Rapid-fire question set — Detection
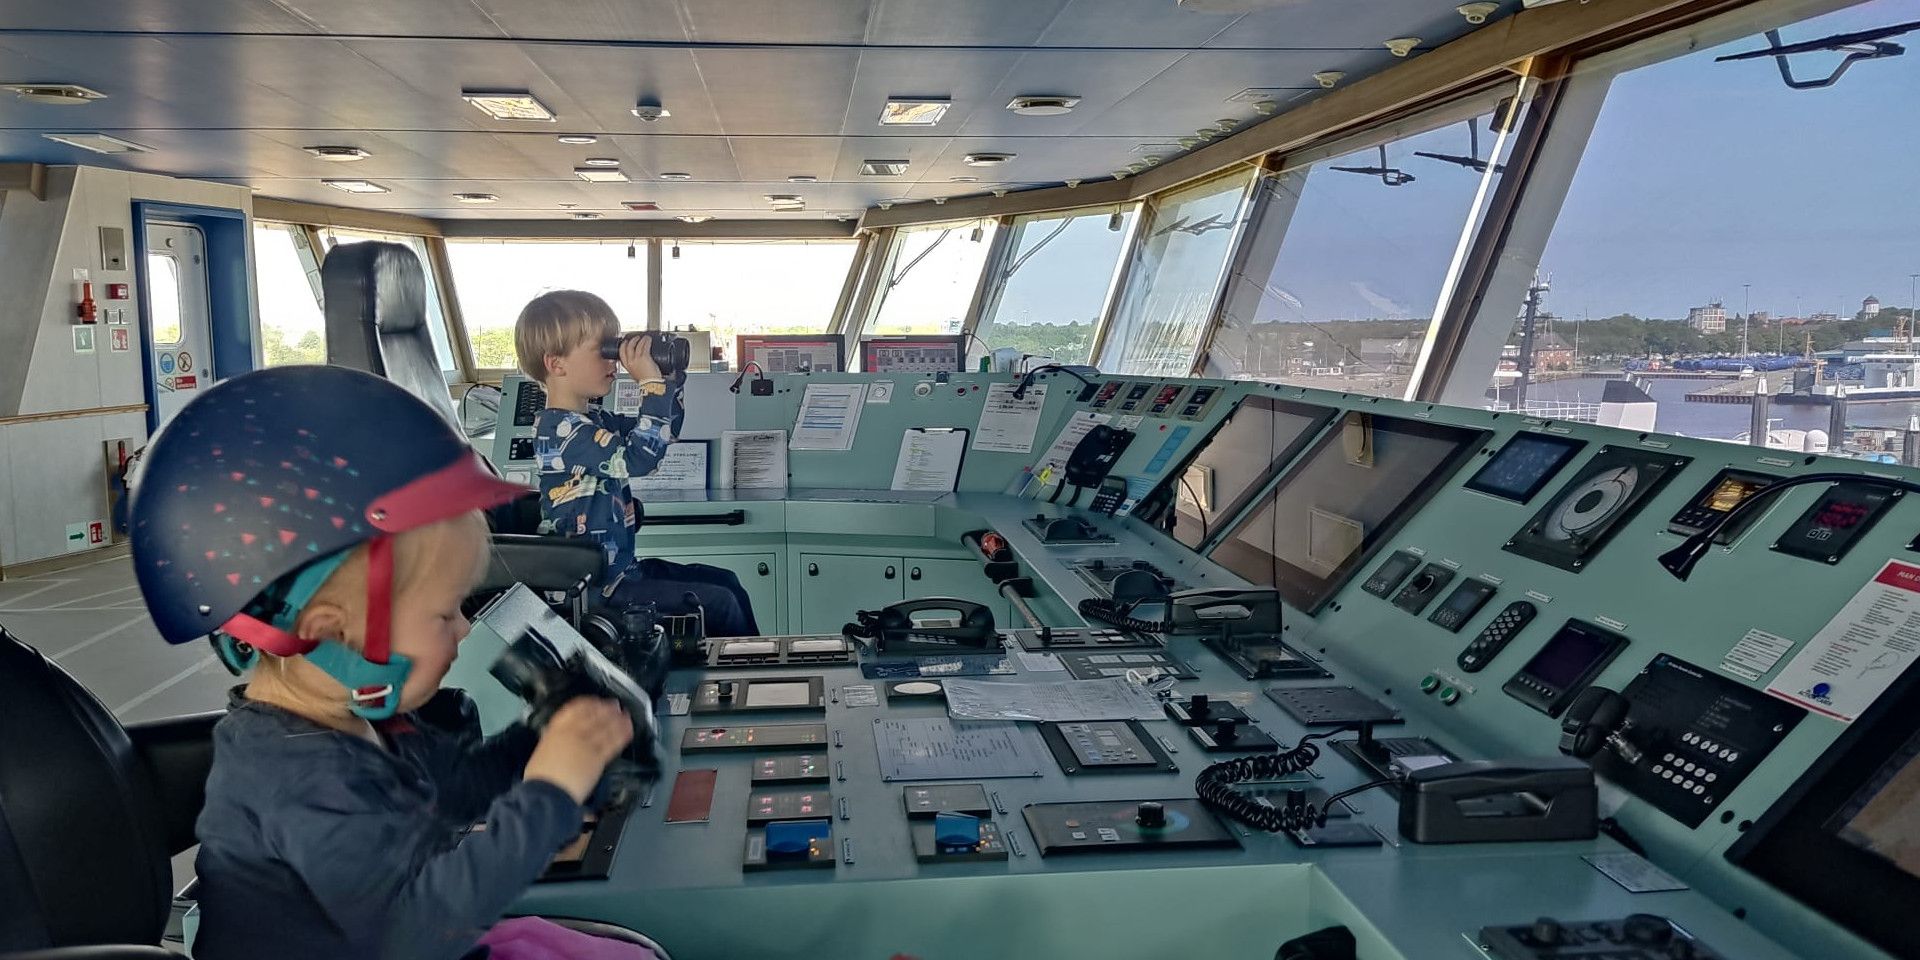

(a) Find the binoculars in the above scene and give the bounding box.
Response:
[602,331,691,379]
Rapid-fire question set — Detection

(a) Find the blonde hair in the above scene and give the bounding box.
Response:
[249,512,491,714]
[513,290,621,383]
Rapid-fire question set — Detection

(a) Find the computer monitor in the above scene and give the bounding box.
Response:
[1728,665,1920,958]
[735,334,846,373]
[1208,412,1488,614]
[860,335,968,373]
[1146,395,1336,553]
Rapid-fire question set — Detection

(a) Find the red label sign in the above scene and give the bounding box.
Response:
[174,375,198,389]
[88,521,104,544]
[1873,561,1920,592]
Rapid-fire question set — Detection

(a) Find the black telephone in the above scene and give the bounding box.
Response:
[846,597,998,655]
[1064,425,1135,488]
[1080,586,1280,636]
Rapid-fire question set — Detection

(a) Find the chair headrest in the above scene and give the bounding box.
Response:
[321,241,427,335]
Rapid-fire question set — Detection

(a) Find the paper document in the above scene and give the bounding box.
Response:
[1766,559,1920,721]
[1719,628,1796,683]
[610,378,643,416]
[940,677,1164,722]
[677,373,739,440]
[717,430,787,489]
[790,382,867,450]
[1033,411,1111,476]
[630,441,708,493]
[891,429,968,492]
[972,382,1046,453]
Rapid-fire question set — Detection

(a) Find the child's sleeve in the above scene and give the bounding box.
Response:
[410,690,542,824]
[536,414,613,560]
[603,381,683,479]
[276,773,582,960]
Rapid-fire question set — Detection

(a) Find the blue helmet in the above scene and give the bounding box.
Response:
[131,365,527,717]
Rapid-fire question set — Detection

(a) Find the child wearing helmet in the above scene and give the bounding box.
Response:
[131,366,646,960]
[512,290,760,637]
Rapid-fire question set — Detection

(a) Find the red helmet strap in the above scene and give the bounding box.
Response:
[364,534,395,666]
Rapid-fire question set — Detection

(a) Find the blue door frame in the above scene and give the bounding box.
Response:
[131,201,255,434]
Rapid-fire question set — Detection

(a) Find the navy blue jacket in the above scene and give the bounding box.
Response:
[191,688,581,960]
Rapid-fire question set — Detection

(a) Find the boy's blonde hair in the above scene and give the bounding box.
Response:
[513,290,621,383]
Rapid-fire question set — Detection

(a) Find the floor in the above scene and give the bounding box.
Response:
[0,551,227,916]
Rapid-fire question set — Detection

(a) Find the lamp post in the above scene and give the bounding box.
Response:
[1742,283,1751,356]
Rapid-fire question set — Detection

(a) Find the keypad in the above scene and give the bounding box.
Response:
[1457,600,1536,673]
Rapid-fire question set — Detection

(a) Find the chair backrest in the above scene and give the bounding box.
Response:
[0,626,172,951]
[322,241,459,427]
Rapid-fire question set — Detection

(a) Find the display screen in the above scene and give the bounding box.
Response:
[1831,729,1920,879]
[1704,475,1766,513]
[1160,396,1336,553]
[1438,582,1492,617]
[745,681,816,708]
[1464,432,1585,503]
[1209,412,1487,614]
[861,336,965,373]
[1518,622,1614,689]
[736,335,845,373]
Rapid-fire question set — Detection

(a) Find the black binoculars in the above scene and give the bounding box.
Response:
[601,331,691,378]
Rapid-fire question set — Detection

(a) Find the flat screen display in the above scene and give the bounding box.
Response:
[745,681,817,708]
[1518,623,1613,688]
[736,334,845,373]
[1464,432,1585,503]
[1159,396,1336,553]
[1729,666,1920,958]
[1209,412,1488,614]
[860,335,966,373]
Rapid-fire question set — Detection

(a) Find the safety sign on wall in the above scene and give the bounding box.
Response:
[158,352,175,374]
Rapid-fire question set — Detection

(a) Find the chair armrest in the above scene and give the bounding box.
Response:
[123,711,222,857]
[482,534,605,596]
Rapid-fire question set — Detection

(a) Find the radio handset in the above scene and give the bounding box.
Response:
[1080,586,1282,636]
[845,597,997,655]
[1048,425,1136,507]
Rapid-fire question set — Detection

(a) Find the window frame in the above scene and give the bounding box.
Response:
[849,218,1000,346]
[964,204,1142,369]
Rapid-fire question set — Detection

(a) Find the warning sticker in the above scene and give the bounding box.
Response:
[158,352,176,374]
[1720,629,1796,683]
[177,351,194,373]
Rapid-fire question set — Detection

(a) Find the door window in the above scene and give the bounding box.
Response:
[148,253,184,345]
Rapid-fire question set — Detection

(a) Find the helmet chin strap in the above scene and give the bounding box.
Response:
[217,538,413,721]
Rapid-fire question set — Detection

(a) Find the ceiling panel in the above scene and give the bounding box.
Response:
[683,0,874,44]
[1204,0,1520,50]
[691,48,861,136]
[957,48,1187,137]
[471,0,690,42]
[1073,49,1387,137]
[729,136,846,183]
[517,45,722,134]
[865,0,1074,46]
[268,0,510,38]
[0,0,311,32]
[1037,0,1247,48]
[839,48,1027,136]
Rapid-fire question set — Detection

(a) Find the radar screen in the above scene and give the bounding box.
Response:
[1503,446,1692,572]
[1463,432,1586,504]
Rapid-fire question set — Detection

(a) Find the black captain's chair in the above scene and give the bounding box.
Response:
[0,624,217,958]
[322,241,461,429]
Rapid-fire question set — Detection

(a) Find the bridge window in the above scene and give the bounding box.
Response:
[1204,92,1529,398]
[973,206,1138,368]
[253,222,325,368]
[1443,0,1919,451]
[446,240,648,371]
[862,220,998,338]
[659,239,859,365]
[320,227,460,379]
[1098,169,1255,376]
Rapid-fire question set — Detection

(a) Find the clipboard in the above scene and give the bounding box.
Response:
[892,427,970,492]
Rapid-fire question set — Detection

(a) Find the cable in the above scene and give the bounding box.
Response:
[1176,474,1208,541]
[1195,729,1395,833]
[1078,596,1175,634]
[1010,363,1097,400]
[1066,484,1084,507]
[728,361,766,394]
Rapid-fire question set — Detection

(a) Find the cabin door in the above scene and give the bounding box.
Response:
[142,221,214,434]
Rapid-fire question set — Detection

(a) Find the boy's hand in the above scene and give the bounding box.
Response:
[619,335,665,383]
[524,697,633,804]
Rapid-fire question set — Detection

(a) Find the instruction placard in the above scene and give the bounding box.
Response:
[972,382,1046,453]
[1766,559,1920,722]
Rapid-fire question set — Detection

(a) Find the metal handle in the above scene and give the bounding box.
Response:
[909,566,922,581]
[808,563,819,576]
[885,566,896,580]
[642,509,747,527]
[757,562,770,576]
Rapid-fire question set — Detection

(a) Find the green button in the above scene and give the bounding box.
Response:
[1439,687,1461,705]
[1419,675,1441,694]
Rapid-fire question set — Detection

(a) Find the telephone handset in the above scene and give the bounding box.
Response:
[1080,586,1281,636]
[1064,425,1135,488]
[846,597,998,654]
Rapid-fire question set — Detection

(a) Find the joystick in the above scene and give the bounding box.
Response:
[1529,918,1563,947]
[1212,718,1240,743]
[717,680,736,702]
[1189,694,1211,718]
[1135,801,1167,829]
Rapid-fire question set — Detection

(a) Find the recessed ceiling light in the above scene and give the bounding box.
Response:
[453,193,499,204]
[1178,137,1201,149]
[948,176,978,183]
[1006,95,1080,117]
[631,103,670,122]
[678,215,713,223]
[963,152,1016,167]
[42,132,150,154]
[861,160,909,177]
[323,179,389,194]
[1384,37,1421,57]
[304,145,370,162]
[3,83,107,105]
[557,134,599,145]
[558,202,578,209]
[1134,142,1180,153]
[581,157,621,167]
[787,175,818,183]
[622,200,660,211]
[461,90,556,122]
[572,211,602,220]
[575,167,629,183]
[765,194,805,211]
[1314,71,1346,89]
[879,98,950,126]
[659,172,691,181]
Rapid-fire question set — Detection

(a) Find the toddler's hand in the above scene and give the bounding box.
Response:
[619,335,665,383]
[524,697,633,804]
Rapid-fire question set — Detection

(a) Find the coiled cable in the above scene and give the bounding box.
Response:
[1195,727,1394,832]
[1078,596,1175,634]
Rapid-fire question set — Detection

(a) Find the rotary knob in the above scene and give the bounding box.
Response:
[1135,801,1167,829]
